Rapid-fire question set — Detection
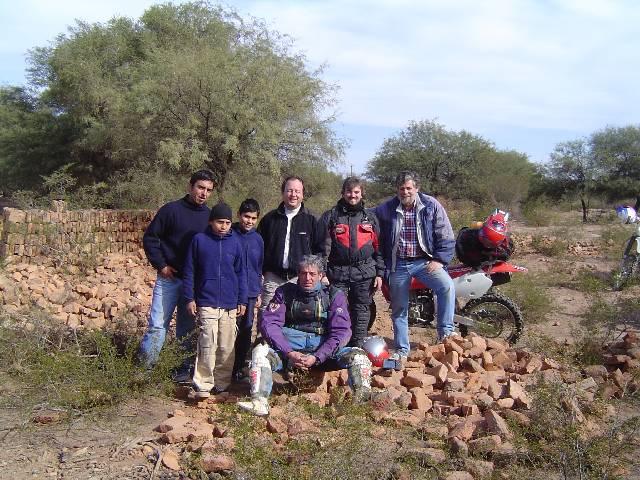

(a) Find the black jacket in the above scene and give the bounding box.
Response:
[142,196,210,278]
[257,202,322,276]
[319,200,385,282]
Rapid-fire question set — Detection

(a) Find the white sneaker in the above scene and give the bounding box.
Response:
[237,397,270,416]
[190,388,211,400]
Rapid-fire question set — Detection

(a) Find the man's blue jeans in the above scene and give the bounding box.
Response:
[389,258,455,355]
[252,327,354,398]
[138,275,195,368]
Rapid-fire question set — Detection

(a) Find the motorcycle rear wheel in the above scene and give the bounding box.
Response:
[460,291,523,344]
[612,238,639,291]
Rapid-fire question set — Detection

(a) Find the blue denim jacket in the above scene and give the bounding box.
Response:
[373,192,455,272]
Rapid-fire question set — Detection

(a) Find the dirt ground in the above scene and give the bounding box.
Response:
[1,214,639,479]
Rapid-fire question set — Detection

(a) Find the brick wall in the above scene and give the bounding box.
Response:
[0,205,154,266]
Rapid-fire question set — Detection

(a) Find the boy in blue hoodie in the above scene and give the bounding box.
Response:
[183,203,248,399]
[231,199,264,381]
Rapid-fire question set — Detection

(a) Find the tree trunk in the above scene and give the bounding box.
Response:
[580,197,588,223]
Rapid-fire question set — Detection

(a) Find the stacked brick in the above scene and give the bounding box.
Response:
[0,206,154,266]
[0,252,156,330]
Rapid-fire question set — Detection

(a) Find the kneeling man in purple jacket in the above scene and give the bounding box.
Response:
[238,254,372,416]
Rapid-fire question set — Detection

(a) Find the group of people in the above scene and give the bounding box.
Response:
[137,169,464,416]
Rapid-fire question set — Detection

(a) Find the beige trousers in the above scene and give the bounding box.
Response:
[192,307,237,392]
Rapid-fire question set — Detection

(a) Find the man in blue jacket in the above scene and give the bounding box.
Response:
[373,171,456,359]
[138,170,215,376]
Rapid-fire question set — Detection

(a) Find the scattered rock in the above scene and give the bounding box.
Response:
[32,410,65,424]
[407,447,447,465]
[465,458,494,479]
[162,449,181,471]
[484,410,513,439]
[200,454,235,473]
[441,471,474,480]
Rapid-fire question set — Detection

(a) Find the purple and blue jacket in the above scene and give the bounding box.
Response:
[260,284,351,364]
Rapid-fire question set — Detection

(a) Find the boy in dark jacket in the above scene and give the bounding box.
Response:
[231,199,264,380]
[183,203,248,399]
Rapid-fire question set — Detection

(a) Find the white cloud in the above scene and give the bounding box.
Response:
[2,0,640,167]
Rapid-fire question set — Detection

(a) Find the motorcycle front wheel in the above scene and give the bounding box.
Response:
[612,237,639,291]
[460,291,524,344]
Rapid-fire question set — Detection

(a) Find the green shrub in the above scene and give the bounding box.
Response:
[521,198,553,226]
[530,235,568,257]
[500,274,552,324]
[0,307,182,412]
[509,379,640,479]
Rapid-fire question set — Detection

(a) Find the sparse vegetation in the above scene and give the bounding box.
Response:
[530,234,569,257]
[500,274,553,324]
[505,379,640,479]
[569,267,609,294]
[0,306,183,412]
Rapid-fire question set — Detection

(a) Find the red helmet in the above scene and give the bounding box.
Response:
[362,336,390,367]
[479,209,509,248]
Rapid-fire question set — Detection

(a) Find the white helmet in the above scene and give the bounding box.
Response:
[616,206,638,224]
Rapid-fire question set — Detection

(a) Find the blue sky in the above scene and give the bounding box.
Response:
[2,0,639,176]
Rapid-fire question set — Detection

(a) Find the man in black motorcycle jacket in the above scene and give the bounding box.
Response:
[318,177,384,347]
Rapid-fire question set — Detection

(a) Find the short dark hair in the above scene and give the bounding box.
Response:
[190,170,216,186]
[341,176,365,195]
[281,175,305,193]
[238,198,260,216]
[395,171,420,189]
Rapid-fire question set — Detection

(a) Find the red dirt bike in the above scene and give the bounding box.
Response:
[377,260,527,344]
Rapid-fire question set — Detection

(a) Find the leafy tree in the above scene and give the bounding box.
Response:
[545,139,597,222]
[535,125,640,220]
[590,125,640,200]
[0,86,76,190]
[366,119,534,209]
[3,2,343,204]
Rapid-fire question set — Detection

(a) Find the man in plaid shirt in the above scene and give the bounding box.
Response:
[373,171,456,360]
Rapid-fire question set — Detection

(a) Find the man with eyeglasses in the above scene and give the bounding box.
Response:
[257,176,323,316]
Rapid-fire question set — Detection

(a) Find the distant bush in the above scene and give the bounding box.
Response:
[500,273,552,324]
[530,235,568,257]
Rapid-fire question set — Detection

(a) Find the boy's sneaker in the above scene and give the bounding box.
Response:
[212,385,228,395]
[237,397,269,416]
[172,370,192,384]
[190,387,211,400]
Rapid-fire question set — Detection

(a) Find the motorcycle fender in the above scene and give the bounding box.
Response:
[453,271,492,299]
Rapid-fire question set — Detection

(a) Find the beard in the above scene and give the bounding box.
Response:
[400,195,415,207]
